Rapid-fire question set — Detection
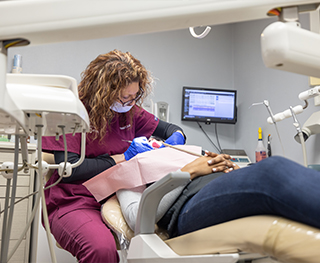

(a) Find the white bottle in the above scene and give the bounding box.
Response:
[12,54,22,74]
[255,127,267,162]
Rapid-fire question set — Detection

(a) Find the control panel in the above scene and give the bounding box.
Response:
[221,149,251,168]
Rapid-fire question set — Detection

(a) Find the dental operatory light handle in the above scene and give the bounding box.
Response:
[267,105,303,124]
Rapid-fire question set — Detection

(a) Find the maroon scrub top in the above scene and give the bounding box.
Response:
[42,106,159,220]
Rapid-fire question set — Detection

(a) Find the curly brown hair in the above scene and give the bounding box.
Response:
[78,50,153,141]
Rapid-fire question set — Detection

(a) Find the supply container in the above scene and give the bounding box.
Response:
[255,127,267,162]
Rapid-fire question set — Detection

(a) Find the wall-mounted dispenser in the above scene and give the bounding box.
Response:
[142,98,154,114]
[154,101,169,122]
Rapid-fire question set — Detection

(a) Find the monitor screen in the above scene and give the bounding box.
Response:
[181,86,237,124]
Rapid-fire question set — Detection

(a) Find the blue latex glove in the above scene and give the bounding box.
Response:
[124,137,154,160]
[161,131,185,148]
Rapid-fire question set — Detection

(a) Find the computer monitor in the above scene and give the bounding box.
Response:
[181,86,237,124]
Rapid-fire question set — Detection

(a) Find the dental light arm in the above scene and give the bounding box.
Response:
[299,86,320,101]
[267,86,320,125]
[267,105,304,124]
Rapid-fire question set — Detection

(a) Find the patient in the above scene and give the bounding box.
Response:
[117,153,320,238]
[116,150,238,231]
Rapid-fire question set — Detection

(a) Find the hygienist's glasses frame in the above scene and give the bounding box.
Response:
[118,87,143,107]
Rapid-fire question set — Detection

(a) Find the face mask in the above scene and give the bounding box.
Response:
[110,101,134,113]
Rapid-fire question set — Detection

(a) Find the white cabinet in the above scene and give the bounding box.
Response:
[0,142,37,263]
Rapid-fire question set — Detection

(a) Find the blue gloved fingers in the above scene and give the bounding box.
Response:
[124,137,154,161]
[161,131,185,148]
[132,137,154,153]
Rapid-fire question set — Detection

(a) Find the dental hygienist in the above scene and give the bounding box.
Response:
[41,50,186,263]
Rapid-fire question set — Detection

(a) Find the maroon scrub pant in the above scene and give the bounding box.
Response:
[50,208,119,263]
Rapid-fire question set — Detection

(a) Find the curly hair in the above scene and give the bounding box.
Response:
[78,50,153,141]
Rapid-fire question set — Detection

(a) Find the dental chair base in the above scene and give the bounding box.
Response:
[128,234,239,263]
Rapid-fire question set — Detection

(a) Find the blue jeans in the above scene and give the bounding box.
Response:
[177,156,320,236]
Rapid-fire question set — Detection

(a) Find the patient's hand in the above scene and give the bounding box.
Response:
[181,151,240,180]
[205,151,240,174]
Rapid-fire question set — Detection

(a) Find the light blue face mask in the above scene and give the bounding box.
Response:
[110,101,134,113]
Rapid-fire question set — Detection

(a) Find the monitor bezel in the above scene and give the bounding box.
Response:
[181,86,237,124]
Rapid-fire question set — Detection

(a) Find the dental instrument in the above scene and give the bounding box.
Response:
[267,134,272,157]
[250,100,285,156]
[122,140,202,157]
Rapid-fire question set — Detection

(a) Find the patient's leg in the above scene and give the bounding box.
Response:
[177,156,320,236]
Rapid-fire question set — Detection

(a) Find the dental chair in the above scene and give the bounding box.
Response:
[42,152,320,263]
[101,171,320,263]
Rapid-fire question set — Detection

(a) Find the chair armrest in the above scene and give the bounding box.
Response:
[134,171,190,235]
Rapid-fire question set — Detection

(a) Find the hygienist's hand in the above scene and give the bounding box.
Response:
[161,131,185,147]
[124,137,154,161]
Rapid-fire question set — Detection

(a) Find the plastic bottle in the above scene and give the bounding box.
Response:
[255,127,267,162]
[12,54,22,74]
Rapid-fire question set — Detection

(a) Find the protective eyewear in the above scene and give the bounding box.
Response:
[118,87,143,107]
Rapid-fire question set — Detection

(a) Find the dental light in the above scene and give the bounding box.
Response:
[261,21,320,78]
[261,6,320,79]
